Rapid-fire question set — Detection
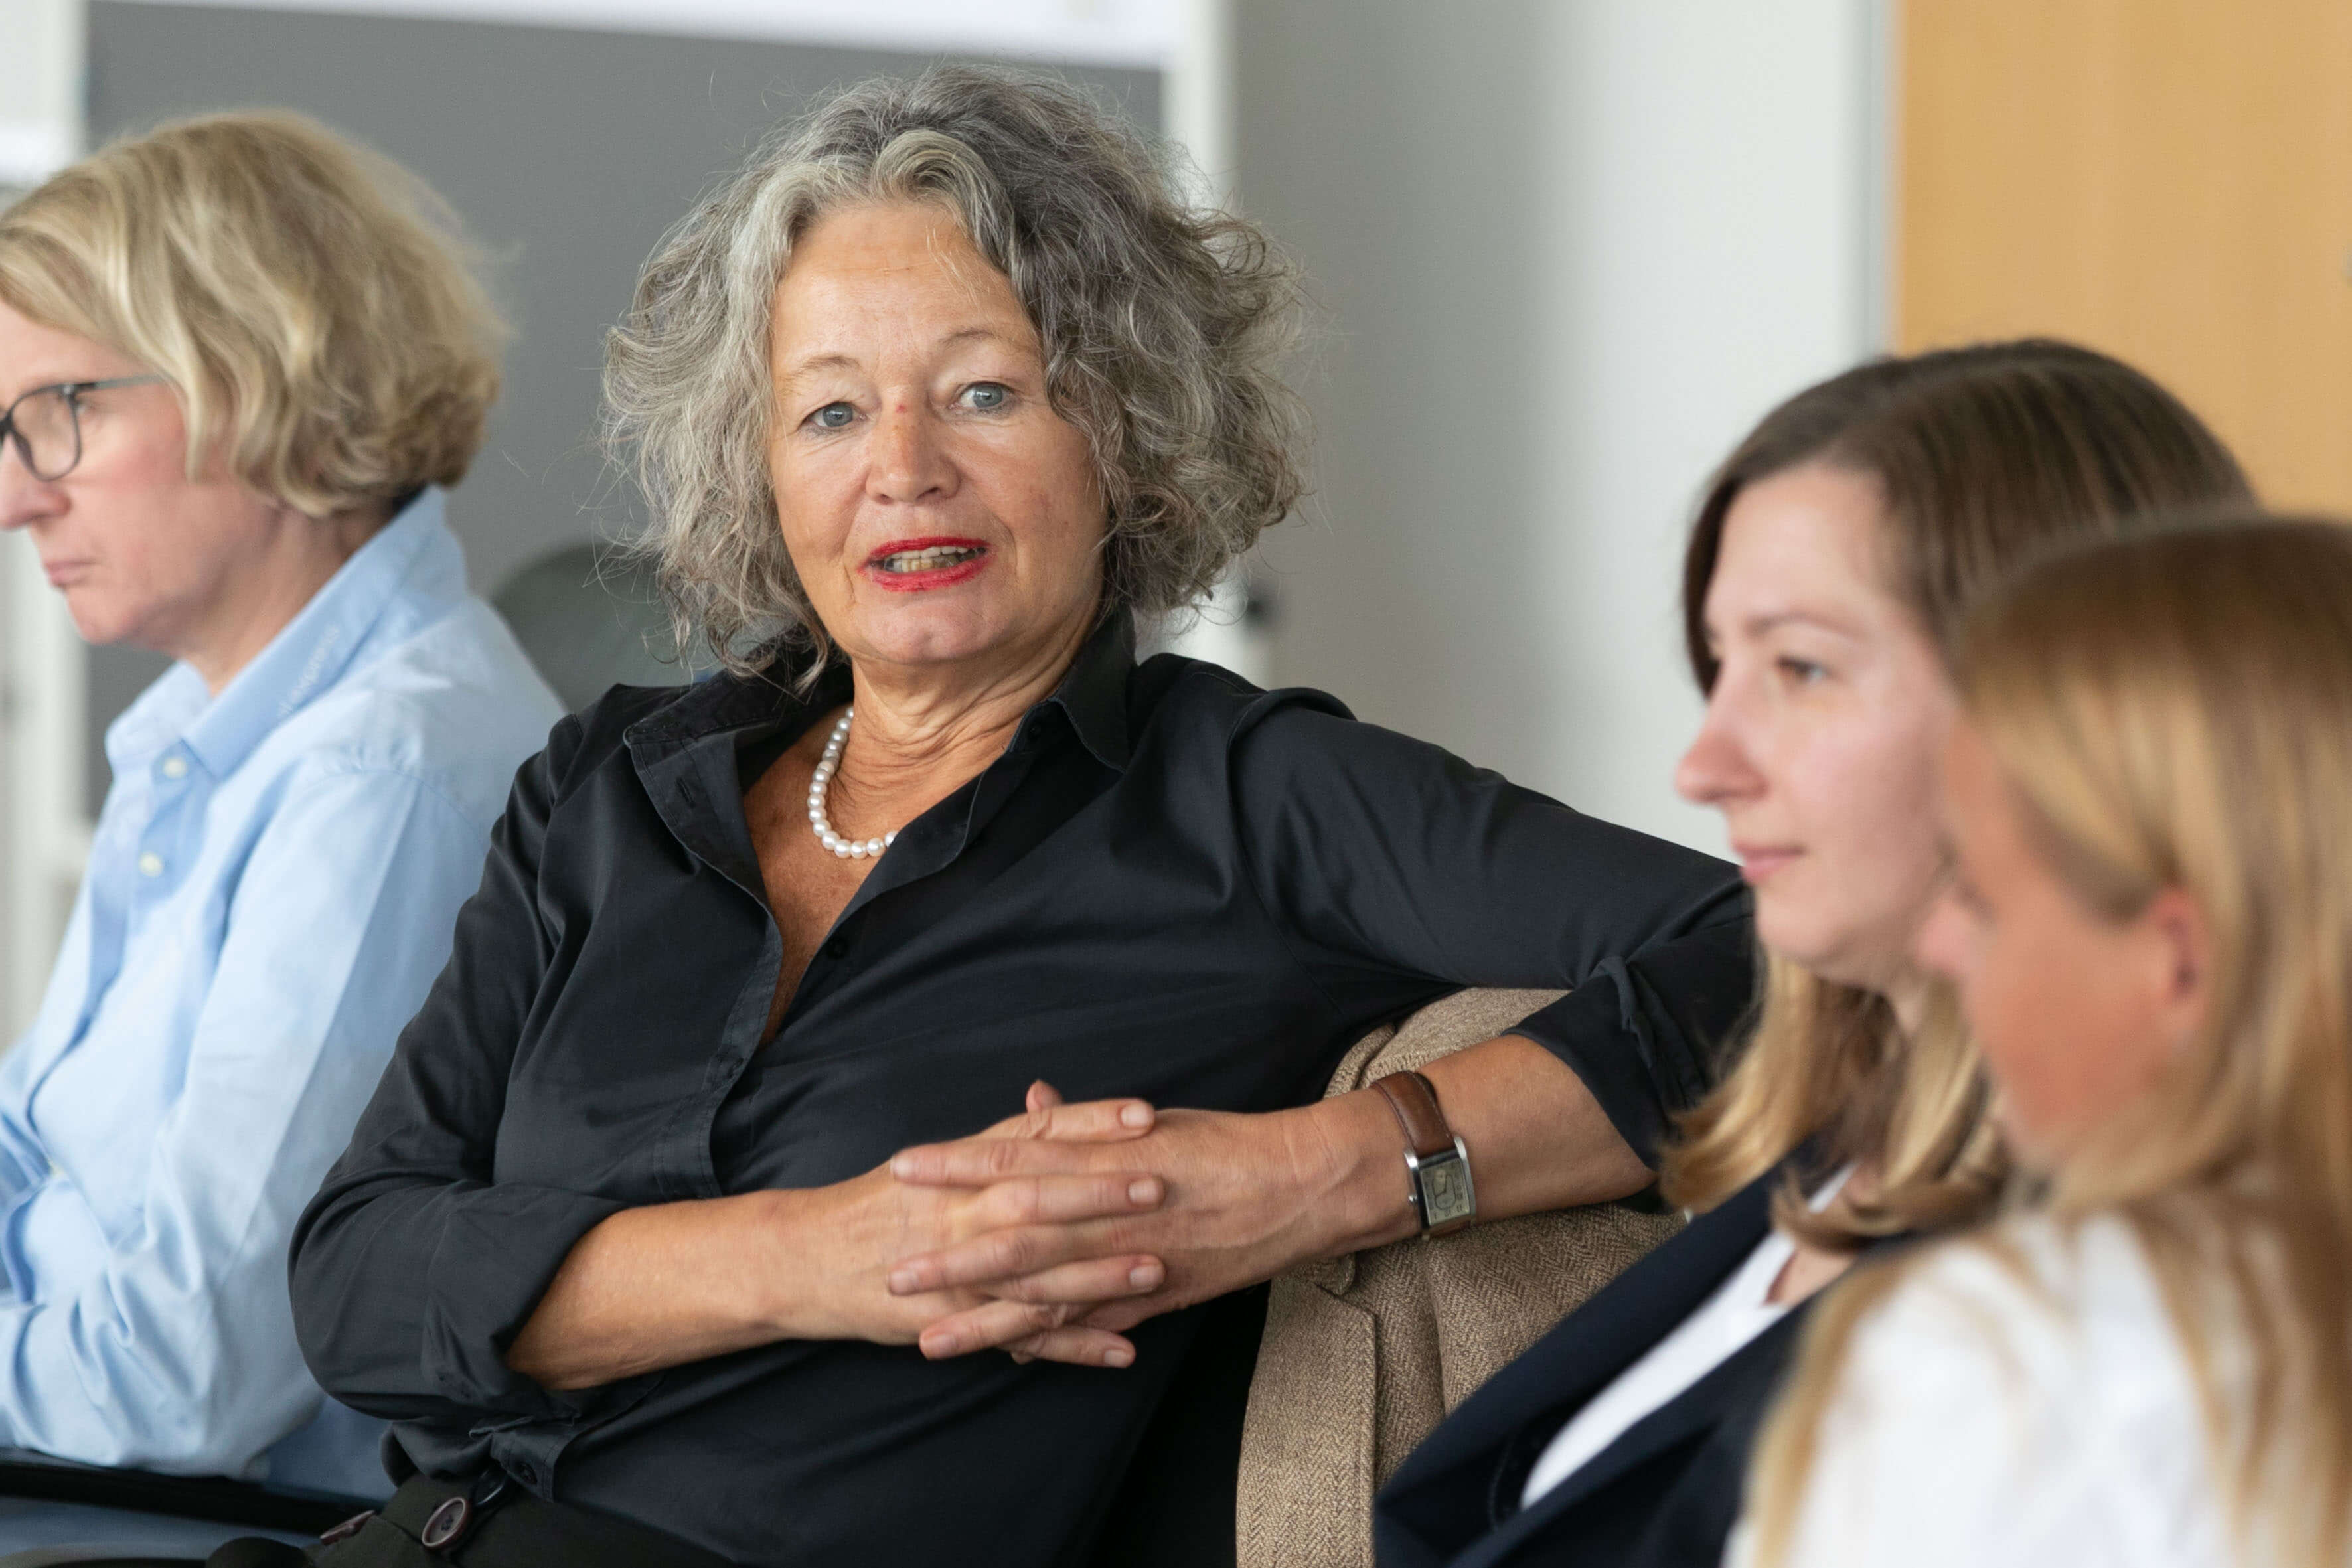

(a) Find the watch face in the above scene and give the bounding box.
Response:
[1418,1150,1476,1229]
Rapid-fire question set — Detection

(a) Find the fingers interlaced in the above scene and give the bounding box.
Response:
[910,1094,1159,1182]
[896,1131,1137,1186]
[890,1213,1162,1296]
[973,1172,1163,1229]
[990,1255,1163,1306]
[918,1298,1140,1368]
[1007,1325,1138,1369]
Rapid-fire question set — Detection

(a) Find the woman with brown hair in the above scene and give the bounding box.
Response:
[1374,340,2252,1568]
[1741,518,2352,1568]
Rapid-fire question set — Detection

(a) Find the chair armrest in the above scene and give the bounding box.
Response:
[1239,986,1682,1568]
[0,1449,365,1535]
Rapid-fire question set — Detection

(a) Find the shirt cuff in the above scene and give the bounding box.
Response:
[423,1184,629,1417]
[1507,917,1758,1166]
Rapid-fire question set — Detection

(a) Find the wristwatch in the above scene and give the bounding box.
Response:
[1370,1070,1477,1237]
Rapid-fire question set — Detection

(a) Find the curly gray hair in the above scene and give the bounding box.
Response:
[604,66,1307,678]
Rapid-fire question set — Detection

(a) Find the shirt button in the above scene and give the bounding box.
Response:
[137,852,165,878]
[509,1459,538,1488]
[159,755,188,780]
[823,936,848,959]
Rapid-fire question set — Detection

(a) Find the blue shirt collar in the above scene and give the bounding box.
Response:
[105,489,467,781]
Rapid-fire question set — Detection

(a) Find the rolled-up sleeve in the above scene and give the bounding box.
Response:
[0,763,495,1472]
[291,719,625,1425]
[1230,697,1755,1164]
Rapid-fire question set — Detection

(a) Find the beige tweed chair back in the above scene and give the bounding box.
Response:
[1235,988,1685,1568]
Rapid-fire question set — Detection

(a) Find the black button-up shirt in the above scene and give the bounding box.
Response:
[291,614,1753,1568]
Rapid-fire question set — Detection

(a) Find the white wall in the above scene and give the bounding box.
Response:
[114,0,1181,64]
[0,0,89,1039]
[1237,0,1880,854]
[0,0,82,183]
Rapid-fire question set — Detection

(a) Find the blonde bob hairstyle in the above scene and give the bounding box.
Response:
[1751,517,2352,1568]
[0,111,503,519]
[1663,341,2252,1247]
[604,66,1306,678]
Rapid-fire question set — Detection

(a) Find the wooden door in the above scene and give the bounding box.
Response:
[1899,0,2352,512]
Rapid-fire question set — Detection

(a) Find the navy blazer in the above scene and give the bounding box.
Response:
[1375,1164,1857,1568]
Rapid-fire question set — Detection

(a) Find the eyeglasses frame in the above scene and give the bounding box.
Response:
[0,374,170,482]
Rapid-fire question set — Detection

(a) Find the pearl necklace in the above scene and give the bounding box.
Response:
[807,710,897,860]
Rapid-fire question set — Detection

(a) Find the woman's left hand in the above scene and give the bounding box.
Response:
[892,1038,1655,1362]
[888,1081,1413,1361]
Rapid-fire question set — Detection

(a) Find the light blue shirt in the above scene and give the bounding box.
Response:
[0,491,561,1498]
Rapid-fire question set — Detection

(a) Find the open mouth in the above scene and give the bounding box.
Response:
[872,542,986,574]
[862,539,990,590]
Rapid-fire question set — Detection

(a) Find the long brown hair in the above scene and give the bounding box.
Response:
[1662,341,2253,1247]
[1753,518,2352,1568]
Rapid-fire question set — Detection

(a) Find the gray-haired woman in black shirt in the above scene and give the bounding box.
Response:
[284,67,1751,1568]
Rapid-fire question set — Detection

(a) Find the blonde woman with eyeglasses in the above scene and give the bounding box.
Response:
[1740,518,2352,1568]
[0,112,558,1545]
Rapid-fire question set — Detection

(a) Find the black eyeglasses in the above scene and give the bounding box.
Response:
[0,376,168,482]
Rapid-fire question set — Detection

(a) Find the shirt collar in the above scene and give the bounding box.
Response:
[624,607,1137,771]
[107,488,463,781]
[1038,609,1134,771]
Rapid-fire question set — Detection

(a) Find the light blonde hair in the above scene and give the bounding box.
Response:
[1749,517,2352,1568]
[1663,342,2253,1247]
[603,66,1306,679]
[0,110,503,518]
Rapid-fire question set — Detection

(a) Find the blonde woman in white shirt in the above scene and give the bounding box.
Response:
[1742,516,2352,1568]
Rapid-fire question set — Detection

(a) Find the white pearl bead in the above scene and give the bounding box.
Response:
[809,709,902,859]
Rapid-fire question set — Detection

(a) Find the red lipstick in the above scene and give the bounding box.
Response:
[862,536,990,593]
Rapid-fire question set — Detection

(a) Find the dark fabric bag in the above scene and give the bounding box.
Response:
[206,1473,735,1568]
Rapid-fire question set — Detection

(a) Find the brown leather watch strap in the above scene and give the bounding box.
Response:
[1370,1070,1454,1159]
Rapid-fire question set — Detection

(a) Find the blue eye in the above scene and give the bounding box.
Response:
[809,402,854,430]
[962,382,1009,411]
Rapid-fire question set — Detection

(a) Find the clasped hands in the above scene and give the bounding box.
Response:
[868,1081,1397,1370]
[508,1036,1618,1390]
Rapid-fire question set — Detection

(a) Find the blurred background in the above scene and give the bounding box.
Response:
[2,0,2345,1038]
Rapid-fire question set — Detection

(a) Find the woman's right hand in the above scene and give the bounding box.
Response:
[507,1089,1170,1389]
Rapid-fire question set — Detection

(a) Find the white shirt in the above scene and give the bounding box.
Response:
[1522,1167,1852,1508]
[1724,1213,2252,1568]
